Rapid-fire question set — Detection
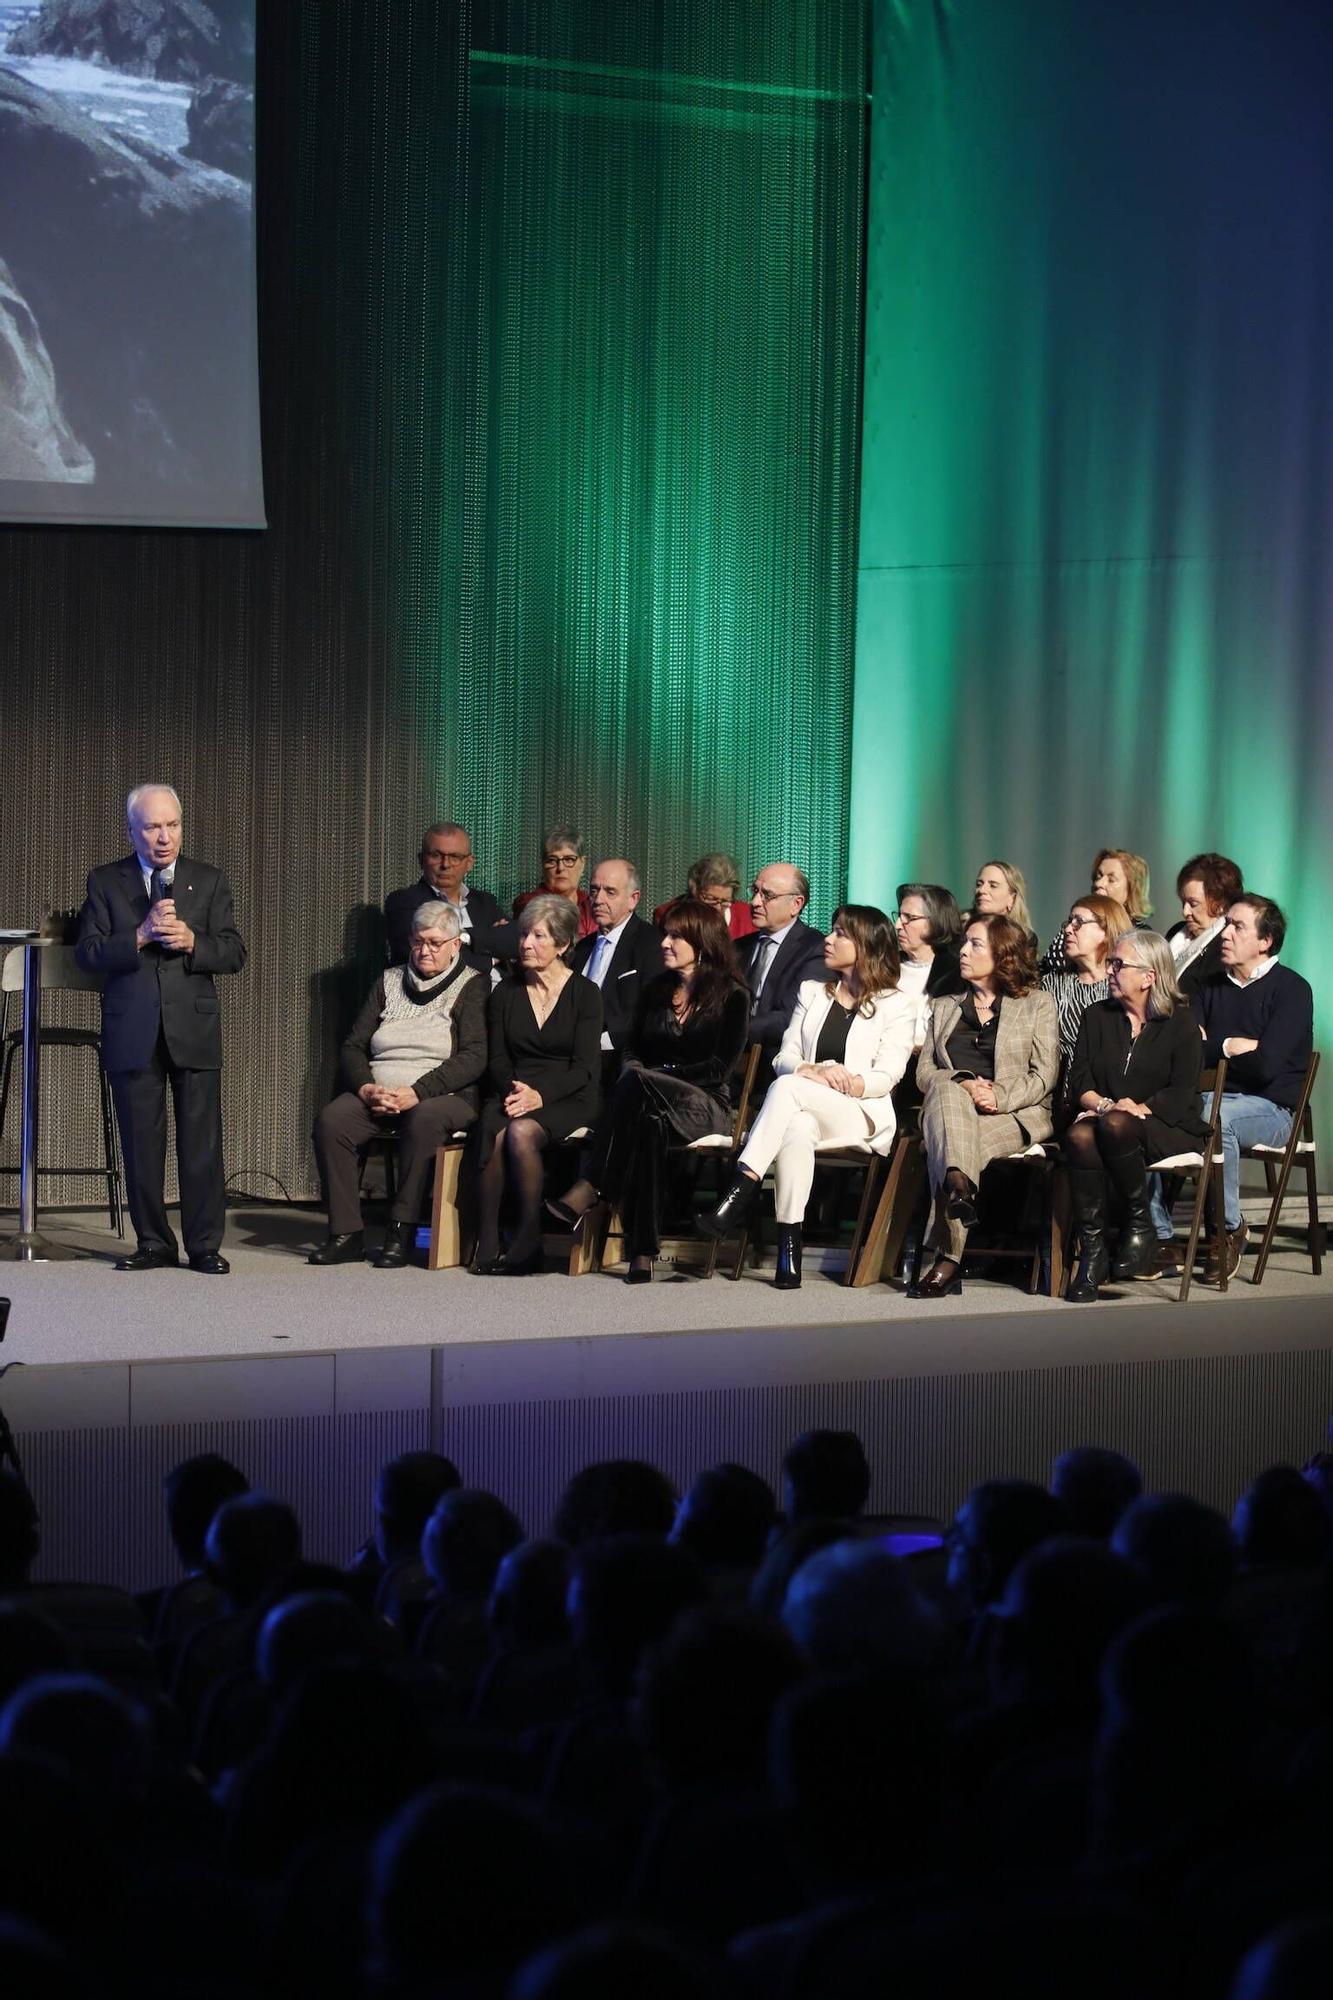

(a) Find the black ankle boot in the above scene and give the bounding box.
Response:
[698,1173,760,1240]
[774,1224,802,1289]
[374,1221,415,1269]
[1067,1167,1111,1302]
[1104,1150,1157,1279]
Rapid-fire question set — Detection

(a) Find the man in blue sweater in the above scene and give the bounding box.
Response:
[1195,896,1313,1282]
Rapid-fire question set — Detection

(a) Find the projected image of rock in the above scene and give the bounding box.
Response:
[0,0,262,524]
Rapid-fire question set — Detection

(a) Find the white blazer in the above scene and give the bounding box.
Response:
[773,981,918,1154]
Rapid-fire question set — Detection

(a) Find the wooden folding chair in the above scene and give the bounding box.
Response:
[426,1136,471,1270]
[1148,1060,1228,1303]
[728,1134,891,1285]
[1240,1049,1322,1284]
[593,1044,764,1278]
[846,1126,926,1286]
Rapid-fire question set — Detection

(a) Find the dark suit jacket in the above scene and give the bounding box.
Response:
[572,913,663,1051]
[1165,922,1226,998]
[76,854,246,1073]
[384,880,508,969]
[734,919,826,1053]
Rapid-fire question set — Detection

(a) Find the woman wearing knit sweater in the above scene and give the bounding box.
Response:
[310,902,488,1268]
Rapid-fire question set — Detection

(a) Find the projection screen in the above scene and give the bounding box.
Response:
[0,0,263,527]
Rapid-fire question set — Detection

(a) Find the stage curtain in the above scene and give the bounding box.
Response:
[851,0,1333,1150]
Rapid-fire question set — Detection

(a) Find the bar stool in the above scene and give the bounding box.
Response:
[0,943,125,1234]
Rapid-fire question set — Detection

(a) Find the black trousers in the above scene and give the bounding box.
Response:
[110,1027,225,1258]
[314,1090,477,1234]
[590,1067,729,1258]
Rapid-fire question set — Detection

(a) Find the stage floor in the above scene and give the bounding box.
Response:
[1,1199,1328,1369]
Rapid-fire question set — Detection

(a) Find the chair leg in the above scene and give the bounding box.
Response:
[1178,1151,1213,1304]
[841,1156,885,1287]
[98,1060,125,1235]
[728,1220,750,1281]
[1306,1155,1324,1276]
[1252,1136,1299,1286]
[1048,1164,1072,1299]
[427,1145,464,1271]
[0,1034,16,1161]
[1214,1160,1230,1294]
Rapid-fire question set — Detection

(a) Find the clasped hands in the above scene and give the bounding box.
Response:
[957,1076,999,1113]
[136,899,195,954]
[796,1064,864,1097]
[359,1083,420,1116]
[1074,1096,1153,1122]
[504,1082,544,1117]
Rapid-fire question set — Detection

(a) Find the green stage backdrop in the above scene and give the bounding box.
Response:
[852,0,1333,1152]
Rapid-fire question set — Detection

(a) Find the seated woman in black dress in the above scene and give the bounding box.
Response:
[474,895,602,1275]
[1062,928,1206,1302]
[552,899,750,1284]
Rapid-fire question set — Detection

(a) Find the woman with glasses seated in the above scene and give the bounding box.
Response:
[551,899,750,1284]
[697,905,917,1290]
[1041,892,1131,1101]
[910,915,1060,1299]
[653,852,755,941]
[1061,930,1206,1301]
[1041,850,1152,974]
[512,823,596,941]
[894,883,965,1043]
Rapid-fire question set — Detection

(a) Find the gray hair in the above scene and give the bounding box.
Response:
[410,901,462,941]
[688,851,742,896]
[542,823,584,859]
[519,893,580,951]
[593,858,641,896]
[421,821,471,850]
[126,783,182,823]
[1113,928,1183,1019]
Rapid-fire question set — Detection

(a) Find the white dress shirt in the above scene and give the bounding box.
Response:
[1171,914,1223,975]
[585,915,632,1048]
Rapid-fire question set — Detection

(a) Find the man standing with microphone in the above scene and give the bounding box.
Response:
[76,785,246,1274]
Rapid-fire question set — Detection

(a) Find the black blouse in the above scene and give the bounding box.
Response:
[944,991,1001,1081]
[1065,998,1207,1136]
[813,999,857,1066]
[628,979,751,1100]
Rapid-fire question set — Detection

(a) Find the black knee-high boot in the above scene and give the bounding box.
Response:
[1067,1167,1111,1303]
[1104,1147,1156,1279]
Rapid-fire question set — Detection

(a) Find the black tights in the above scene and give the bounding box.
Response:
[476,1116,549,1262]
[1063,1110,1145,1170]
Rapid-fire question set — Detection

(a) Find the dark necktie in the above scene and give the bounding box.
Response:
[749,935,775,998]
[150,869,171,904]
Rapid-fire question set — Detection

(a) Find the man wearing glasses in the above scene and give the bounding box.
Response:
[735,863,825,1061]
[385,822,508,972]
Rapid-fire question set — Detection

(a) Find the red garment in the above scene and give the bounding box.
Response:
[652,899,755,940]
[512,885,597,939]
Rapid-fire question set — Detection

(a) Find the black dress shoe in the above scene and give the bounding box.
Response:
[308,1232,365,1266]
[471,1254,502,1276]
[188,1253,230,1275]
[495,1250,544,1276]
[114,1247,179,1273]
[906,1258,963,1299]
[625,1259,653,1285]
[943,1174,978,1227]
[374,1222,415,1270]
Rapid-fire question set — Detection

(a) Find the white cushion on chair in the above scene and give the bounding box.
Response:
[686,1133,735,1151]
[1248,1140,1315,1154]
[1149,1152,1206,1170]
[813,1138,874,1156]
[1007,1142,1048,1160]
[566,1127,591,1140]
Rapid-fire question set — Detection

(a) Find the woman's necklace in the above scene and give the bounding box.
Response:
[528,971,567,1026]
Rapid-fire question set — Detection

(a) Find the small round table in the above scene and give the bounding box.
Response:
[0,930,84,1261]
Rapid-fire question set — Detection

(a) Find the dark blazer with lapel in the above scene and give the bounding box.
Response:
[571,913,663,1051]
[384,880,508,970]
[735,919,826,1053]
[76,855,246,1073]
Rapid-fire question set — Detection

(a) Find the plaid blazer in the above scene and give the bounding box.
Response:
[916,988,1061,1144]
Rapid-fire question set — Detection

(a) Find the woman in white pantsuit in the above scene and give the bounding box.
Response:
[698,906,917,1288]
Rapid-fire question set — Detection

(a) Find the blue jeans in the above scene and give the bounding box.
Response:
[1204,1091,1293,1232]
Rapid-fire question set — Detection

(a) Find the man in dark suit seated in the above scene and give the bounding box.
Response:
[384,822,508,970]
[734,863,825,1063]
[571,858,663,1087]
[76,783,246,1274]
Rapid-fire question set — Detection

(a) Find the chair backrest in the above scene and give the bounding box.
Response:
[728,1042,764,1145]
[1,944,102,994]
[1200,1059,1229,1148]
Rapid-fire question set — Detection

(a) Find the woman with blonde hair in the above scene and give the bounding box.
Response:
[1061,929,1207,1301]
[970,860,1034,941]
[698,905,917,1289]
[1042,849,1152,974]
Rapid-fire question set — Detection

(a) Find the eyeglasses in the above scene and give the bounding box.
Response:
[751,885,797,904]
[413,935,453,950]
[893,910,929,925]
[1065,915,1101,931]
[1107,957,1145,975]
[424,851,471,865]
[543,853,580,869]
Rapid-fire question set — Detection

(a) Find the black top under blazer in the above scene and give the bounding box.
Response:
[571,913,664,1051]
[483,973,603,1140]
[1065,998,1208,1158]
[76,854,246,1073]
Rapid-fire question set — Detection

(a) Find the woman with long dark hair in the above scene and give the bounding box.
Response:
[698,904,918,1289]
[551,899,750,1283]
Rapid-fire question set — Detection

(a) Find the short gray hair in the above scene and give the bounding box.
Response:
[542,823,584,859]
[519,893,580,951]
[593,858,641,896]
[688,851,742,896]
[1114,929,1183,1019]
[126,783,182,823]
[410,901,462,941]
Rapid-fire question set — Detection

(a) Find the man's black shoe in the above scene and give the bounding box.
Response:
[373,1223,415,1270]
[188,1253,230,1275]
[308,1232,365,1266]
[114,1247,179,1272]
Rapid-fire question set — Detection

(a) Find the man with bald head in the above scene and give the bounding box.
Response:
[734,863,825,1061]
[572,858,662,1084]
[76,784,246,1273]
